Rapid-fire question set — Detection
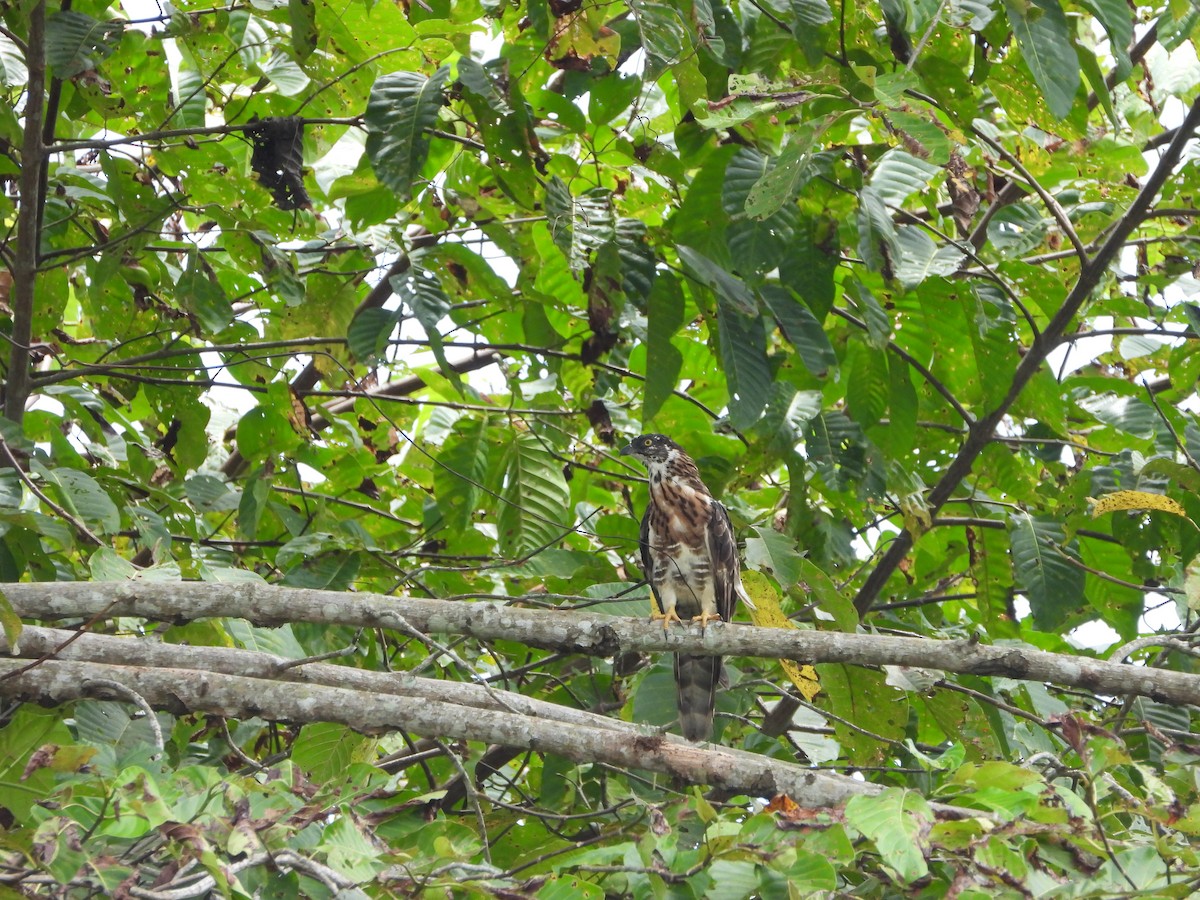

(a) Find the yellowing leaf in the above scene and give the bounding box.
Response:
[1088,490,1193,524]
[742,571,821,701]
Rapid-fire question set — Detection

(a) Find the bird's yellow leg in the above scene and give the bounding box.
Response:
[692,611,723,630]
[651,607,685,629]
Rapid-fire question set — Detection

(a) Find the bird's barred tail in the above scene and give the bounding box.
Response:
[675,653,721,742]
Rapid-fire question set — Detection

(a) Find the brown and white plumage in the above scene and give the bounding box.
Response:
[620,433,748,742]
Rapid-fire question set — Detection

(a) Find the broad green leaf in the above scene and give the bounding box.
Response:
[35,465,120,534]
[856,187,899,272]
[844,789,932,883]
[724,147,799,275]
[716,305,771,431]
[89,547,138,580]
[347,307,398,362]
[644,273,685,422]
[364,67,450,200]
[745,527,804,589]
[763,285,835,375]
[893,227,966,289]
[0,587,20,653]
[676,244,757,314]
[1076,392,1158,439]
[291,723,375,783]
[1010,513,1086,631]
[821,665,908,765]
[845,341,889,429]
[545,177,616,271]
[434,416,492,534]
[1003,0,1081,118]
[45,11,123,78]
[868,149,940,206]
[496,433,571,558]
[628,0,691,74]
[288,0,317,62]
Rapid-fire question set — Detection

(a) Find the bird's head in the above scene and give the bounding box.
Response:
[619,433,683,466]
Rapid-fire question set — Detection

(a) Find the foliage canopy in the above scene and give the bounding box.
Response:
[3,0,1200,894]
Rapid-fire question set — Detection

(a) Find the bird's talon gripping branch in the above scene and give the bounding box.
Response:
[693,612,723,630]
[651,608,685,629]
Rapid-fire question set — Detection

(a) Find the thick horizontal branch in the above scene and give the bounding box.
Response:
[0,632,892,811]
[5,582,1199,708]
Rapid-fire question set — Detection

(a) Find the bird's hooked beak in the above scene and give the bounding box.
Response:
[619,442,635,457]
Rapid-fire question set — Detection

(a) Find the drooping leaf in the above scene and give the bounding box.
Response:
[628,0,691,74]
[643,272,685,422]
[364,67,450,200]
[1010,514,1086,631]
[1003,0,1081,118]
[716,304,771,431]
[676,245,757,314]
[496,433,572,558]
[545,177,616,271]
[434,417,492,535]
[45,11,123,78]
[762,286,835,376]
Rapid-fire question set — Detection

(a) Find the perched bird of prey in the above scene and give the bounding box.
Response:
[620,433,749,742]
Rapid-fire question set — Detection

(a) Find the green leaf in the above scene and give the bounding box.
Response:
[724,147,799,275]
[496,433,571,558]
[434,417,492,534]
[987,203,1048,256]
[845,341,889,428]
[628,0,691,74]
[0,587,21,653]
[347,307,398,363]
[676,244,757,314]
[643,273,685,422]
[235,405,302,463]
[1076,392,1158,439]
[392,267,456,382]
[856,187,899,272]
[291,723,374,783]
[868,149,940,206]
[791,0,833,26]
[745,144,840,220]
[1010,513,1086,631]
[288,0,317,62]
[707,860,759,899]
[716,305,771,431]
[176,250,231,334]
[844,789,932,883]
[545,177,616,271]
[36,465,120,534]
[762,286,834,376]
[364,67,450,200]
[45,11,123,78]
[745,526,803,589]
[457,57,512,115]
[1003,0,1081,118]
[893,227,966,289]
[89,547,138,580]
